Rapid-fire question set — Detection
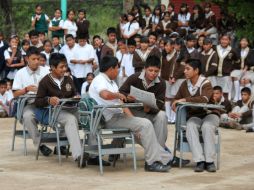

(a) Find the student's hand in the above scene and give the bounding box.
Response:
[127,95,136,102]
[143,104,151,113]
[172,99,186,112]
[70,59,78,64]
[116,93,127,102]
[49,97,59,106]
[26,85,37,92]
[229,112,239,119]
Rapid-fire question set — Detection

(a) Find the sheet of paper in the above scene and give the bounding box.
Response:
[130,86,158,109]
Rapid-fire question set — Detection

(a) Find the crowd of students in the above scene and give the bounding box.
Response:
[0,2,254,172]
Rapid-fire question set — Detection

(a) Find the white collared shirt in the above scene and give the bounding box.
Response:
[63,20,77,38]
[123,21,139,36]
[41,51,51,65]
[122,53,134,77]
[59,43,78,74]
[0,91,12,112]
[49,17,64,28]
[89,73,122,121]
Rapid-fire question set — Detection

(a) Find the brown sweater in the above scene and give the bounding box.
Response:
[161,50,177,80]
[199,49,218,77]
[35,74,76,107]
[100,44,114,61]
[119,72,165,114]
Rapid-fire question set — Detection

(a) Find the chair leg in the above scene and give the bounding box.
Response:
[80,133,86,168]
[131,133,137,172]
[11,118,18,151]
[97,133,103,175]
[179,132,183,168]
[217,131,221,170]
[36,130,42,160]
[66,145,70,159]
[173,129,178,159]
[55,127,62,165]
[23,124,27,156]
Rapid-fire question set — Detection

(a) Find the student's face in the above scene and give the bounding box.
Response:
[184,64,199,79]
[0,85,7,95]
[52,62,67,78]
[241,92,250,103]
[145,66,160,81]
[35,6,42,15]
[66,37,75,48]
[22,43,30,51]
[187,40,195,48]
[30,35,39,45]
[168,6,173,12]
[68,11,75,21]
[39,34,45,42]
[108,33,116,43]
[161,5,166,12]
[24,34,30,41]
[155,9,160,15]
[145,9,151,16]
[203,43,212,52]
[128,45,136,54]
[240,38,248,49]
[204,7,210,13]
[198,36,205,47]
[78,39,87,46]
[174,44,181,51]
[55,10,62,18]
[78,12,85,19]
[165,43,174,53]
[6,81,12,90]
[10,38,18,48]
[220,36,230,48]
[44,42,52,53]
[109,66,119,80]
[148,35,156,46]
[27,54,40,71]
[160,41,165,50]
[119,44,127,54]
[213,90,223,102]
[164,14,170,21]
[86,75,94,84]
[134,38,141,49]
[127,15,134,22]
[52,37,60,46]
[193,8,199,14]
[140,42,149,51]
[93,38,102,47]
[39,57,46,66]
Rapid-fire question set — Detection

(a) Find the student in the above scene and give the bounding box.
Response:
[39,53,50,71]
[6,78,14,100]
[172,59,217,173]
[142,6,152,36]
[31,4,50,34]
[12,47,49,156]
[105,27,118,56]
[48,8,64,40]
[71,34,96,94]
[214,34,240,100]
[21,39,30,59]
[151,6,162,32]
[76,9,90,40]
[199,38,218,80]
[189,4,205,33]
[160,39,177,123]
[41,40,52,66]
[167,3,178,23]
[63,10,78,39]
[52,36,62,53]
[81,72,95,96]
[116,14,128,40]
[29,30,43,51]
[186,34,199,59]
[4,36,25,80]
[221,87,253,129]
[177,3,191,37]
[89,55,172,172]
[156,11,177,37]
[0,31,8,79]
[0,80,12,117]
[122,12,140,41]
[34,53,86,167]
[38,32,46,44]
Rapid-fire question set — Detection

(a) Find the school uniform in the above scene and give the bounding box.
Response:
[187,47,199,59]
[63,20,78,38]
[0,91,12,117]
[76,19,90,39]
[174,76,217,163]
[49,17,64,38]
[0,40,8,77]
[156,20,177,37]
[100,44,114,61]
[122,21,140,38]
[31,13,49,33]
[35,74,82,160]
[142,15,152,36]
[199,48,218,79]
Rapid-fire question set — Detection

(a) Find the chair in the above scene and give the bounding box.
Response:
[173,102,224,170]
[35,98,80,164]
[78,96,143,175]
[11,95,36,155]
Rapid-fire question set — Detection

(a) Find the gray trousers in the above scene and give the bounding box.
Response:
[130,109,168,147]
[106,113,172,165]
[23,105,81,160]
[186,114,219,163]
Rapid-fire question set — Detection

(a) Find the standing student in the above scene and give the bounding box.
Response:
[48,8,64,40]
[105,27,118,57]
[151,6,162,32]
[172,59,217,173]
[186,34,199,59]
[63,10,78,39]
[156,11,177,37]
[0,31,8,79]
[122,12,140,41]
[76,9,90,40]
[31,4,50,34]
[29,30,43,51]
[142,6,152,36]
[12,47,50,156]
[4,36,25,80]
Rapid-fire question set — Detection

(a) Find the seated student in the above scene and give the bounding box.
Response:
[12,47,50,155]
[34,53,86,167]
[39,53,50,71]
[0,80,12,117]
[81,72,94,96]
[172,59,218,173]
[41,40,52,66]
[242,104,254,132]
[221,87,253,129]
[89,55,172,172]
[6,79,14,100]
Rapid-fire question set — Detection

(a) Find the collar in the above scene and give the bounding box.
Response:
[7,47,12,52]
[26,66,40,75]
[218,96,225,105]
[187,47,195,53]
[101,73,114,85]
[201,48,213,55]
[53,17,61,21]
[138,70,160,88]
[187,75,206,89]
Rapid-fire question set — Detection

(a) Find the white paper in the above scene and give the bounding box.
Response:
[130,86,158,109]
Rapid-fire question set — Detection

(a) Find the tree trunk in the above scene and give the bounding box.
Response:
[0,0,15,34]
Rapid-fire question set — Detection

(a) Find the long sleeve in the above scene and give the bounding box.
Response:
[35,79,49,108]
[185,82,213,103]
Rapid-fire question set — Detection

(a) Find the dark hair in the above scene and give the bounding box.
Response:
[144,6,151,12]
[21,39,30,46]
[185,58,202,74]
[148,31,157,39]
[43,39,52,46]
[86,72,95,78]
[38,32,45,36]
[52,35,60,39]
[77,33,88,40]
[167,3,175,10]
[55,8,62,13]
[99,56,118,72]
[145,55,161,68]
[134,34,141,39]
[220,33,231,40]
[39,53,47,60]
[213,86,223,92]
[93,35,101,41]
[127,38,136,46]
[49,53,67,68]
[140,36,149,43]
[35,4,42,9]
[28,30,39,38]
[0,79,7,86]
[26,46,40,57]
[78,9,86,14]
[107,27,117,35]
[241,87,251,95]
[67,9,75,16]
[65,34,74,40]
[164,38,175,46]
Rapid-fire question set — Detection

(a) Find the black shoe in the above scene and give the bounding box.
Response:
[145,161,171,172]
[108,154,120,162]
[194,161,205,172]
[246,128,254,133]
[53,146,71,156]
[76,153,89,168]
[87,157,111,166]
[39,145,52,157]
[206,162,216,172]
[170,156,190,167]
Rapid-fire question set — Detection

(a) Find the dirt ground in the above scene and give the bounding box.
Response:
[0,117,254,190]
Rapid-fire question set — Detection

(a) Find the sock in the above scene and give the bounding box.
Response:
[165,101,171,122]
[233,81,240,101]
